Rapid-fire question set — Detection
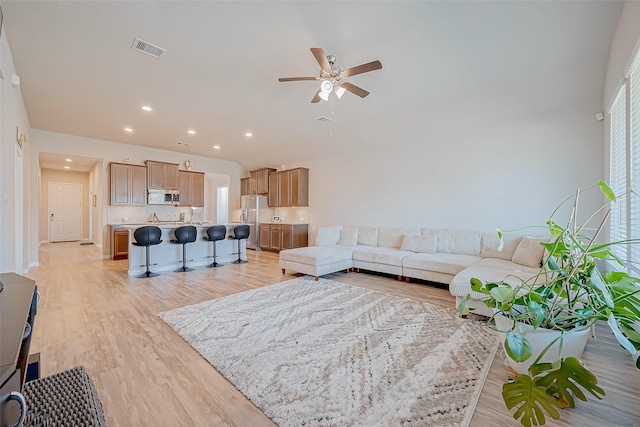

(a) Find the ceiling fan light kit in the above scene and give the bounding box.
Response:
[279,47,382,103]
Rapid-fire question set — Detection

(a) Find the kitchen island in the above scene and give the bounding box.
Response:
[121,223,249,276]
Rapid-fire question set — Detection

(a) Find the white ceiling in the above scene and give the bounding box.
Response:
[2,1,624,172]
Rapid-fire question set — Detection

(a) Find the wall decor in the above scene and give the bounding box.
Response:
[16,126,26,148]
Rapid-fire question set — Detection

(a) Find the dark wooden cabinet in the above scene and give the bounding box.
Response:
[259,223,308,252]
[268,168,309,207]
[145,160,179,190]
[113,228,129,260]
[178,171,204,207]
[0,274,37,427]
[243,168,276,196]
[110,163,147,205]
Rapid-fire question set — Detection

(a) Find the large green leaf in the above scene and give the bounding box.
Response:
[585,266,614,308]
[491,286,516,303]
[535,357,605,408]
[598,180,616,201]
[527,300,546,328]
[505,332,533,362]
[607,313,638,356]
[502,374,562,427]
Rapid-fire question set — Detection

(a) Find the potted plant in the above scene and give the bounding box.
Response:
[460,180,640,427]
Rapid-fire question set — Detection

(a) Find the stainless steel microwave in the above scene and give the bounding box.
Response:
[148,189,180,205]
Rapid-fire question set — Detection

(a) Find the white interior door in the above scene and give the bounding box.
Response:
[49,182,82,242]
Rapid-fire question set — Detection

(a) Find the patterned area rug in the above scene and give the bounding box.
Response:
[159,277,499,427]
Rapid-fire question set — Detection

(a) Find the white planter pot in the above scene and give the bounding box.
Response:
[494,314,591,374]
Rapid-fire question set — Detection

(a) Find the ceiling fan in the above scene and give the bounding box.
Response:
[279,48,382,103]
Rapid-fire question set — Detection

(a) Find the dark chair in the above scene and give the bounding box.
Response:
[170,226,198,272]
[132,226,163,278]
[203,225,227,268]
[229,225,250,264]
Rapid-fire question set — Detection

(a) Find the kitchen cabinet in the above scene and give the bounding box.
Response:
[178,171,204,207]
[110,163,147,205]
[268,168,309,207]
[240,177,250,196]
[259,223,308,252]
[244,168,276,195]
[113,227,129,260]
[145,160,179,190]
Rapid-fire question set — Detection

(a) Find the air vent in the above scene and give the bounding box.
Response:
[316,116,333,123]
[131,38,167,59]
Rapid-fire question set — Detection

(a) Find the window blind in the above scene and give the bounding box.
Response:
[609,85,627,260]
[630,55,640,264]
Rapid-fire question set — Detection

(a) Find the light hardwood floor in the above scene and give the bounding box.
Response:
[24,242,640,426]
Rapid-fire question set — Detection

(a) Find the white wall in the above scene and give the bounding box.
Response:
[293,104,605,236]
[0,30,32,273]
[28,129,245,262]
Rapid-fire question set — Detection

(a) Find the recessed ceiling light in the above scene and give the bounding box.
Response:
[213,145,220,150]
[124,127,133,132]
[245,132,253,137]
[65,158,72,162]
[187,130,196,135]
[64,166,70,169]
[142,106,153,112]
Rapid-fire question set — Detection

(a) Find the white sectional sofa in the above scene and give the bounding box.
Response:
[279,226,549,317]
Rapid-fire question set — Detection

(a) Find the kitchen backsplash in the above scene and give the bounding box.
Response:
[108,205,203,224]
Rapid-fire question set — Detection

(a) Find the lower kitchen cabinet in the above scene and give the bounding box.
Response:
[259,223,308,252]
[112,227,129,260]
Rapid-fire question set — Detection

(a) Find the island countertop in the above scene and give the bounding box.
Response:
[122,223,249,276]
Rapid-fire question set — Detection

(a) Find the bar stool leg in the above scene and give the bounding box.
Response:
[207,241,223,268]
[175,243,195,273]
[233,239,247,264]
[137,245,160,278]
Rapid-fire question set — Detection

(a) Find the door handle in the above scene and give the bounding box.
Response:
[8,391,26,427]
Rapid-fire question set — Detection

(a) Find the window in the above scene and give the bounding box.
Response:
[610,50,640,265]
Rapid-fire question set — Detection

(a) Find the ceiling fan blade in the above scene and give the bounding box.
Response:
[342,60,383,78]
[311,88,322,103]
[279,77,318,82]
[311,47,331,72]
[341,82,370,98]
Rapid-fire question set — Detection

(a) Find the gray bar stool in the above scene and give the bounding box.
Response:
[229,225,250,264]
[132,226,162,278]
[170,225,197,272]
[203,225,227,268]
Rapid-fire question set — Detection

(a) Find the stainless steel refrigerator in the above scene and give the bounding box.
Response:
[241,195,273,250]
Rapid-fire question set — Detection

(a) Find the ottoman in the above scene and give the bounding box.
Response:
[279,245,354,280]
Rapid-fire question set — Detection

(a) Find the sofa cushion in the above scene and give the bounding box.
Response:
[279,245,354,265]
[480,232,522,260]
[400,234,437,253]
[356,227,378,246]
[434,229,482,256]
[337,228,359,246]
[512,236,548,268]
[353,247,413,266]
[316,226,342,246]
[449,258,546,300]
[402,253,482,276]
[378,227,420,248]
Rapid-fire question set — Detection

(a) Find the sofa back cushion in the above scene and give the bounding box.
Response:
[337,228,359,246]
[512,236,548,268]
[400,234,437,253]
[378,227,420,248]
[316,226,342,246]
[433,229,482,256]
[480,232,522,260]
[357,227,379,246]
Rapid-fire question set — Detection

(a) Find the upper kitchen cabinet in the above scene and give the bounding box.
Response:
[268,168,309,207]
[110,163,147,205]
[244,168,276,195]
[145,160,179,190]
[179,171,205,207]
[240,177,250,196]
